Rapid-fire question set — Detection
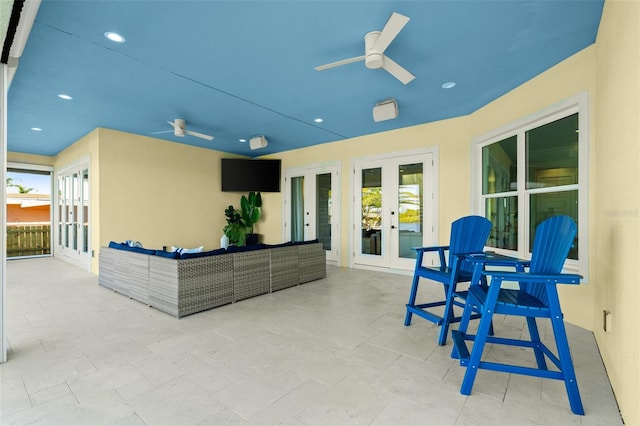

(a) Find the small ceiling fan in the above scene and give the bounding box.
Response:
[157,119,214,141]
[315,12,415,85]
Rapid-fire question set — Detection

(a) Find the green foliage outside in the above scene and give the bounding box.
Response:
[6,177,34,194]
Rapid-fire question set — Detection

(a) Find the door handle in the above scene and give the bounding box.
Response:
[305,223,310,227]
[391,225,396,229]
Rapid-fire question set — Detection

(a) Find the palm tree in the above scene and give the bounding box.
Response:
[6,177,34,194]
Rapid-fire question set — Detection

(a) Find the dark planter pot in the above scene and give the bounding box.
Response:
[245,233,260,246]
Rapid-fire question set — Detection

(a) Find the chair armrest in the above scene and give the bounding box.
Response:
[462,252,531,269]
[412,245,449,269]
[412,245,449,253]
[482,270,582,285]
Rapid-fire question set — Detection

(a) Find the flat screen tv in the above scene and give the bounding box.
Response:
[221,158,281,192]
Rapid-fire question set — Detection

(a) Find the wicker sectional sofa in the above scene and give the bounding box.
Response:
[98,241,326,318]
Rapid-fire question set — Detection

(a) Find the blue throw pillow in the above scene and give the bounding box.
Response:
[108,241,128,250]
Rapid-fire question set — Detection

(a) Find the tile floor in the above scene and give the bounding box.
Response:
[0,257,623,425]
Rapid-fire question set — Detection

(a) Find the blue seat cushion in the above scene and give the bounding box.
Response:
[180,248,228,259]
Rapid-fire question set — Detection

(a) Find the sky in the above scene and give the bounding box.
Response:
[6,171,52,195]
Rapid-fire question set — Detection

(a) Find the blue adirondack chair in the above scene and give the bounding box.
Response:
[451,215,584,415]
[404,215,492,345]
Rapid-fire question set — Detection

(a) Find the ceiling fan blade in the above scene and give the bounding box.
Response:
[382,55,415,85]
[373,12,410,53]
[167,120,178,129]
[315,55,365,71]
[186,130,214,141]
[151,130,174,135]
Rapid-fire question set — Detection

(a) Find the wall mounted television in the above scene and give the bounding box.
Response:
[221,158,281,192]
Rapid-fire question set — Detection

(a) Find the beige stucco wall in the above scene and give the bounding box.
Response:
[95,128,240,257]
[470,47,597,331]
[271,45,597,329]
[594,1,640,424]
[264,116,470,267]
[7,152,54,167]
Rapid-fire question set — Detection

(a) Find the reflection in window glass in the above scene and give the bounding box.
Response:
[316,173,332,251]
[482,136,517,194]
[485,196,518,251]
[290,176,304,242]
[526,113,578,189]
[398,163,423,260]
[530,191,578,259]
[361,168,382,255]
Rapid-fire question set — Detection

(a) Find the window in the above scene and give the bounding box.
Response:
[473,93,588,276]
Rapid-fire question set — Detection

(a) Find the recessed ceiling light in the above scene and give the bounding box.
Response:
[104,32,125,43]
[441,81,456,89]
[31,127,42,131]
[239,139,247,143]
[314,118,324,123]
[57,93,73,100]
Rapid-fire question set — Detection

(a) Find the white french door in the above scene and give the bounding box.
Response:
[353,149,437,272]
[284,163,340,265]
[55,159,90,270]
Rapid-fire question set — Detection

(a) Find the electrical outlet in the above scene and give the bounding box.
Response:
[603,310,612,332]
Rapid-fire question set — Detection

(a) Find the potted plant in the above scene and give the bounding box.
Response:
[241,191,262,245]
[223,205,248,246]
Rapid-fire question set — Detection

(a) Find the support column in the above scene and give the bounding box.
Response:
[1,62,8,363]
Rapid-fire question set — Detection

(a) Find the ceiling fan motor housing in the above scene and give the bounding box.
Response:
[173,119,186,137]
[364,31,383,69]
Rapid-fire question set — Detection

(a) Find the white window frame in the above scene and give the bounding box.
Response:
[471,92,589,280]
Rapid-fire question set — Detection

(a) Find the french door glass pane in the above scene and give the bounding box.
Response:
[316,173,331,250]
[526,113,578,189]
[530,190,578,259]
[290,176,304,242]
[64,176,71,248]
[82,168,89,253]
[57,177,64,246]
[398,163,423,259]
[485,196,518,251]
[72,172,78,250]
[361,168,382,255]
[482,135,517,194]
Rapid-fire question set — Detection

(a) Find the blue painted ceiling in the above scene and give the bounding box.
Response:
[8,0,603,158]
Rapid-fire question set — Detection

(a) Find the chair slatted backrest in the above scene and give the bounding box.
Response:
[449,216,492,276]
[525,215,577,302]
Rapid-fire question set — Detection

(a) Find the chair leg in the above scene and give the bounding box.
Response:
[547,286,584,415]
[525,316,548,370]
[459,278,502,396]
[451,284,475,359]
[438,281,455,346]
[404,273,420,326]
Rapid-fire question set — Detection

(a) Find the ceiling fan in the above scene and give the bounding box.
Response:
[315,12,415,85]
[158,119,214,141]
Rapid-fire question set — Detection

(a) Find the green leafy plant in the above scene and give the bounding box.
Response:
[240,191,262,234]
[223,205,247,246]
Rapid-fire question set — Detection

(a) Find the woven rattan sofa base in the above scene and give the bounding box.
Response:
[149,255,233,317]
[98,242,325,318]
[232,250,271,302]
[269,245,300,292]
[298,243,327,283]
